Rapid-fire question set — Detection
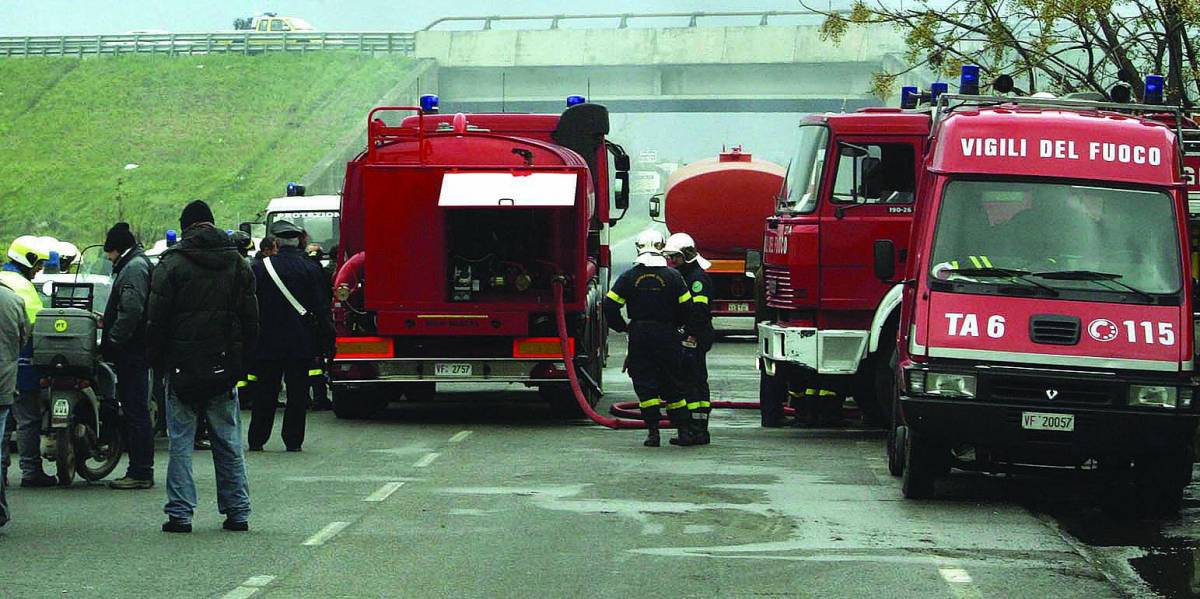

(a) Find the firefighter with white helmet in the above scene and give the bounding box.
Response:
[1,235,57,487]
[664,232,714,445]
[56,241,80,272]
[604,229,697,446]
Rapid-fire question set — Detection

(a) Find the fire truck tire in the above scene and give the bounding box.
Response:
[902,429,942,499]
[331,387,385,420]
[888,425,907,477]
[1134,446,1194,517]
[543,358,602,415]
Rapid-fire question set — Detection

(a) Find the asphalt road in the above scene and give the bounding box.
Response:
[5,326,1199,599]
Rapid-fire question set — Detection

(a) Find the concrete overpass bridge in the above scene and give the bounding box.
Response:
[412,11,914,113]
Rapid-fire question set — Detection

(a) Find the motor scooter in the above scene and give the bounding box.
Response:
[31,282,124,485]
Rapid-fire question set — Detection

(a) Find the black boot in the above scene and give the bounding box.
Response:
[668,407,699,446]
[642,407,662,447]
[695,411,711,445]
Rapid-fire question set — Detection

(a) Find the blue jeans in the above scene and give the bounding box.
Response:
[164,381,250,524]
[115,354,154,480]
[0,404,10,527]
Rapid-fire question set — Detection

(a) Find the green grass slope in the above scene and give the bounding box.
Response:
[0,53,415,246]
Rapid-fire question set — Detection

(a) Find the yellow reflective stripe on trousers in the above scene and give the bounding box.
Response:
[308,369,323,377]
[698,401,711,409]
[246,374,258,382]
[686,402,702,410]
[639,398,663,408]
[666,399,687,410]
[605,290,626,305]
[692,295,709,304]
[678,291,692,304]
[236,381,248,388]
[819,390,837,397]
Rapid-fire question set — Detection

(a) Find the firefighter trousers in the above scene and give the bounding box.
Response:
[626,321,687,426]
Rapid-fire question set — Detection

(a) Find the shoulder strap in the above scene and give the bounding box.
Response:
[264,258,308,317]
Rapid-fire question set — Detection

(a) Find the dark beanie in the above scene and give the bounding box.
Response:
[103,222,136,253]
[180,199,215,231]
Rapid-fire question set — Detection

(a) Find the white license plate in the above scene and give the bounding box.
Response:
[435,363,473,377]
[726,303,751,313]
[1021,412,1074,432]
[52,398,70,418]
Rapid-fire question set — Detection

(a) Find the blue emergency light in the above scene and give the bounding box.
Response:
[420,94,440,113]
[900,86,919,109]
[47,251,60,269]
[286,182,305,197]
[166,230,178,246]
[1144,74,1164,104]
[959,65,980,95]
[930,82,949,102]
[566,95,587,107]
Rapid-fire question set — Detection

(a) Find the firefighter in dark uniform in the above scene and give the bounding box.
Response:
[664,232,714,445]
[603,230,697,447]
[305,242,334,411]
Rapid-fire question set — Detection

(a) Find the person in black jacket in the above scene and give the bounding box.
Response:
[100,223,156,489]
[603,230,696,447]
[247,220,332,452]
[146,200,258,534]
[665,233,715,445]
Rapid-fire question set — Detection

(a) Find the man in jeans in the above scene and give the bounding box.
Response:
[0,278,32,526]
[146,200,259,533]
[101,223,156,490]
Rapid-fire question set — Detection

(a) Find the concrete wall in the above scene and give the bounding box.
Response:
[415,24,906,68]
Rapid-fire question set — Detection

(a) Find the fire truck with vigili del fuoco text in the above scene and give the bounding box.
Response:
[327,95,630,419]
[759,66,1200,514]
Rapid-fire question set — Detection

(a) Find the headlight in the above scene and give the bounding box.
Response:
[907,370,926,394]
[1129,385,1177,409]
[925,373,977,398]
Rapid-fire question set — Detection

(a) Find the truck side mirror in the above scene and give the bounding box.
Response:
[648,194,663,220]
[745,250,763,279]
[238,222,253,235]
[614,154,631,172]
[614,171,630,213]
[873,240,896,281]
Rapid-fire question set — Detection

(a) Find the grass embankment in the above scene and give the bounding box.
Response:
[0,52,415,246]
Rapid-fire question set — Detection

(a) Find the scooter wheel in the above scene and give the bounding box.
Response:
[54,428,76,487]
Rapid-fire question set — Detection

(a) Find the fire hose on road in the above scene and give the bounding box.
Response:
[551,279,793,430]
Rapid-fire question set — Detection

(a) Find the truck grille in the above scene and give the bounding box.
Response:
[988,376,1115,406]
[1029,315,1080,346]
[764,265,797,310]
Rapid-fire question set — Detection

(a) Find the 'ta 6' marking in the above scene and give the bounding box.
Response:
[945,313,1006,338]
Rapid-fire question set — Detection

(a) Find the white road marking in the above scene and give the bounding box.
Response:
[303,521,351,546]
[448,430,473,444]
[414,452,441,468]
[364,481,406,502]
[939,566,982,599]
[221,575,276,599]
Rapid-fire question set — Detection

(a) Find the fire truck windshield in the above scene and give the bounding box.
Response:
[929,180,1181,302]
[778,125,829,214]
[268,211,340,252]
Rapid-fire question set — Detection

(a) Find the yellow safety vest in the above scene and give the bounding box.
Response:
[0,271,42,324]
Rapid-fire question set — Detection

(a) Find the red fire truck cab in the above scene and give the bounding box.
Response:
[330,99,630,418]
[890,90,1198,513]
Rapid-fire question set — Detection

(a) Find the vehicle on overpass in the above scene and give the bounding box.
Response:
[876,70,1198,513]
[233,14,317,33]
[649,147,783,318]
[328,95,631,419]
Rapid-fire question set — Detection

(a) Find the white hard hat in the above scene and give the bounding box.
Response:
[56,241,79,260]
[7,235,53,269]
[634,229,665,256]
[664,232,711,270]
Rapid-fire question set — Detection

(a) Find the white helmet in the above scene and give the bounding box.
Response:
[7,235,53,269]
[634,230,665,256]
[664,232,712,270]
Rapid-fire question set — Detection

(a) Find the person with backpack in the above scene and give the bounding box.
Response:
[146,200,259,533]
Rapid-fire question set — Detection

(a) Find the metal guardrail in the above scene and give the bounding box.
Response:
[0,32,416,58]
[422,11,825,30]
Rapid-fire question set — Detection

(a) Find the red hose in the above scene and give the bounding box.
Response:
[552,279,670,429]
[608,401,793,419]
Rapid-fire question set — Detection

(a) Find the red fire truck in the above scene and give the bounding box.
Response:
[329,96,630,418]
[883,78,1198,513]
[649,148,785,317]
[756,108,928,425]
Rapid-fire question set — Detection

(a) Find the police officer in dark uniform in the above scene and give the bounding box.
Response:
[603,230,697,447]
[664,233,714,445]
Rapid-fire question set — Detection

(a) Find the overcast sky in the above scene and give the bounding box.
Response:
[0,1,842,36]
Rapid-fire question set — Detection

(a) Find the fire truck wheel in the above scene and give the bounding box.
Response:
[331,387,385,420]
[1133,446,1194,517]
[902,429,942,499]
[888,425,907,477]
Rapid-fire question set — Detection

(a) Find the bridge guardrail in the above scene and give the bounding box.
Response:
[421,10,828,30]
[0,32,416,58]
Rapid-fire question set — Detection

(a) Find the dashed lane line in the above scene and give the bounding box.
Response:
[448,430,473,444]
[414,452,441,468]
[221,575,276,599]
[364,481,406,502]
[939,566,983,599]
[302,521,351,546]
